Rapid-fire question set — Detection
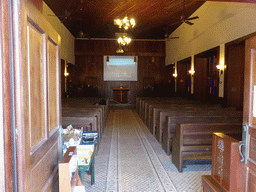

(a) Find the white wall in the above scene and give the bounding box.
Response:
[42,2,75,64]
[166,2,256,65]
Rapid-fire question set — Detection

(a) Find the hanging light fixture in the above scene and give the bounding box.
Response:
[117,33,131,46]
[114,17,136,30]
[115,32,132,53]
[114,0,136,31]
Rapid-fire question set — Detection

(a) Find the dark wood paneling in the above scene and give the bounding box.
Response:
[194,57,208,102]
[177,58,191,95]
[61,59,65,98]
[225,42,245,110]
[75,40,166,56]
[44,0,204,39]
[194,47,219,103]
[74,40,166,104]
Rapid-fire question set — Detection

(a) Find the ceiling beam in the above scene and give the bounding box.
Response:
[197,0,256,3]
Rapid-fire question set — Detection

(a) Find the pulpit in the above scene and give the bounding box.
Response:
[113,87,129,104]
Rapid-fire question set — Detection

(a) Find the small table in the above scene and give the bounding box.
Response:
[113,87,129,103]
[78,150,95,185]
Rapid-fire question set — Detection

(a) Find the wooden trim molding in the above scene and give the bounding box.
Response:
[75,51,165,57]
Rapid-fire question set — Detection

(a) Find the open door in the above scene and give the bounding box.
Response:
[11,1,61,191]
[242,35,256,191]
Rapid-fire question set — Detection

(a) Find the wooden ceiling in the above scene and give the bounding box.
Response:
[44,0,254,39]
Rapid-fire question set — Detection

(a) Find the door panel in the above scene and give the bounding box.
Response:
[243,35,256,191]
[31,143,58,192]
[27,19,47,150]
[48,38,60,133]
[177,63,187,94]
[17,2,61,191]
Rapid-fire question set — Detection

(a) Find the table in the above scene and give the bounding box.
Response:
[78,150,95,185]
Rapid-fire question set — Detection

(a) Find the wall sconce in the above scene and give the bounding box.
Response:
[189,69,195,75]
[216,64,226,70]
[64,72,69,77]
[173,73,177,77]
[152,56,155,63]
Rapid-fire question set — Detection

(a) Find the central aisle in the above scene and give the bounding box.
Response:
[83,109,211,192]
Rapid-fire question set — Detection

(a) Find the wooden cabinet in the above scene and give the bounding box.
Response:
[113,88,129,103]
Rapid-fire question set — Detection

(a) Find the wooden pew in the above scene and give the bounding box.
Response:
[172,123,242,172]
[139,97,174,121]
[141,97,199,123]
[62,108,103,139]
[162,115,242,156]
[153,105,216,138]
[62,97,109,120]
[145,100,201,126]
[157,107,241,144]
[148,102,217,133]
[62,116,97,133]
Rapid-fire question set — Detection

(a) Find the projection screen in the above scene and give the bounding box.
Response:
[103,56,138,81]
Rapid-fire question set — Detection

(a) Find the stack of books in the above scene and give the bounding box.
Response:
[82,131,98,145]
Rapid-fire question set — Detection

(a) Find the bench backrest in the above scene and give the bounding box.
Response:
[178,123,242,146]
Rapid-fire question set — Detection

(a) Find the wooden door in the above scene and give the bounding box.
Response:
[242,35,256,191]
[226,43,245,110]
[0,0,14,191]
[14,1,61,191]
[177,63,188,95]
[194,57,208,102]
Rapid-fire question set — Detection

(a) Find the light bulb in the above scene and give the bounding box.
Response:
[118,37,123,44]
[123,17,128,23]
[130,18,135,27]
[116,19,121,25]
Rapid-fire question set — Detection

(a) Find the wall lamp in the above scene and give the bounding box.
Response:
[173,73,177,77]
[216,64,226,70]
[189,69,195,75]
[64,72,69,77]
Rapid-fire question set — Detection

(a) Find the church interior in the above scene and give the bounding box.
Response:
[1,0,256,191]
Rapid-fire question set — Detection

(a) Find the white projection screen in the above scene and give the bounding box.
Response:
[103,56,138,81]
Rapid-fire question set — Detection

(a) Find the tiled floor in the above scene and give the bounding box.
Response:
[82,109,211,192]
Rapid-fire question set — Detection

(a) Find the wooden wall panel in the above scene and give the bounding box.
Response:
[48,38,59,133]
[225,43,245,110]
[75,40,166,56]
[194,57,208,102]
[61,59,65,98]
[177,63,188,94]
[194,47,219,103]
[27,21,46,149]
[74,40,167,104]
[31,142,58,192]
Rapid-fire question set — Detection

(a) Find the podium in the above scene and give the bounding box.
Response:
[202,132,242,192]
[113,88,129,104]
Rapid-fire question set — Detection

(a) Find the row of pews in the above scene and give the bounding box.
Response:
[62,97,109,143]
[136,97,243,172]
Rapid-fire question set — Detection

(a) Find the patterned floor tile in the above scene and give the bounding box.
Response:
[82,109,211,192]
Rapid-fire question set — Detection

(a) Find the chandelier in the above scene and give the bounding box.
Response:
[114,0,135,52]
[114,17,136,30]
[117,33,131,46]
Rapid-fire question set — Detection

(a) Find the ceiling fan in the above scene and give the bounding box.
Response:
[48,9,82,22]
[164,26,179,40]
[171,0,199,26]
